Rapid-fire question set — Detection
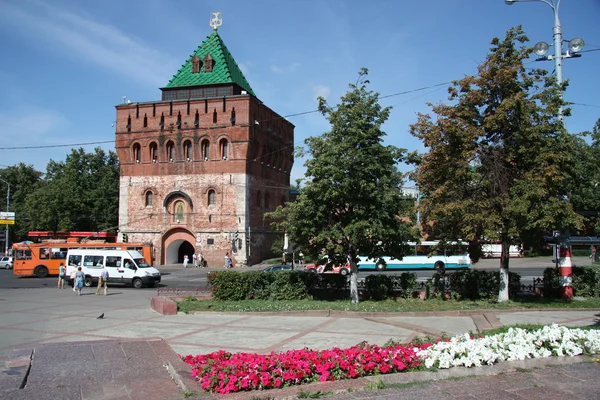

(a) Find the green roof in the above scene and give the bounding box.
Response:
[163,31,255,97]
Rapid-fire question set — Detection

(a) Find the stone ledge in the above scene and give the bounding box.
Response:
[150,296,178,315]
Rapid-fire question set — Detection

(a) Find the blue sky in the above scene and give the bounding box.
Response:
[1,0,598,186]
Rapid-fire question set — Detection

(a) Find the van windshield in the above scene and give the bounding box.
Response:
[134,258,151,268]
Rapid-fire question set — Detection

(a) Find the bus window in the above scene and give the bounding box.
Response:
[16,250,32,260]
[67,255,82,267]
[51,248,68,259]
[40,248,50,259]
[105,256,122,268]
[83,255,104,267]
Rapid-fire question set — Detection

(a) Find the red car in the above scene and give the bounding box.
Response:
[305,258,351,276]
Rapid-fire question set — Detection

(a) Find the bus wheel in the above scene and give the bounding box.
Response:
[376,262,386,271]
[84,276,93,287]
[340,268,349,276]
[34,266,49,278]
[434,262,445,272]
[132,278,143,289]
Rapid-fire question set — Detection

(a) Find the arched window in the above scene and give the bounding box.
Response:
[145,191,153,207]
[173,201,185,223]
[201,139,210,161]
[183,140,192,161]
[149,142,158,163]
[208,190,216,206]
[132,143,141,164]
[166,141,175,162]
[220,138,229,160]
[264,192,270,209]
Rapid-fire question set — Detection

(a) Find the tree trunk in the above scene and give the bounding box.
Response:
[497,238,511,302]
[349,259,359,304]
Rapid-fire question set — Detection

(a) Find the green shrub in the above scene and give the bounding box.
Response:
[543,267,561,299]
[210,271,252,301]
[396,273,418,298]
[246,271,272,300]
[268,271,309,300]
[445,270,521,300]
[572,266,600,297]
[209,270,311,301]
[364,274,393,301]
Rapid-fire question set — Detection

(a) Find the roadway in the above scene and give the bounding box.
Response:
[0,256,590,290]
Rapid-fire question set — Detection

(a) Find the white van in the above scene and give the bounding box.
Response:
[65,249,161,289]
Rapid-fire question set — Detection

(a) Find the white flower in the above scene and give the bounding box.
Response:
[417,324,600,369]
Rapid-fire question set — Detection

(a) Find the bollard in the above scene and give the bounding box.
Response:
[558,245,573,299]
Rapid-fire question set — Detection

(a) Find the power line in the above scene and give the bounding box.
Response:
[0,82,454,151]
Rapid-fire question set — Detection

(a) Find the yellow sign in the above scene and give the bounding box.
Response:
[0,220,14,225]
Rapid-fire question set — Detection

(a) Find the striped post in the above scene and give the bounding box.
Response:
[558,245,573,299]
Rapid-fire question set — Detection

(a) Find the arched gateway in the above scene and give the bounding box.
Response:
[162,228,195,264]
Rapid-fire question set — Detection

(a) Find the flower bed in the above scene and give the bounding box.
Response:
[181,324,600,395]
[181,342,426,394]
[418,324,600,369]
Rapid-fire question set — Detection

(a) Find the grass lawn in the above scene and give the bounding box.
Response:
[177,296,600,314]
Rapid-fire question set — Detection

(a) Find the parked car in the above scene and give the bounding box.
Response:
[305,258,350,276]
[262,264,295,272]
[0,256,13,269]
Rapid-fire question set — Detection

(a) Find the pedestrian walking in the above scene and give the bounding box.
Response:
[299,252,305,265]
[70,269,77,291]
[183,254,189,268]
[224,252,232,269]
[96,265,109,296]
[58,262,66,289]
[74,266,84,296]
[192,253,198,268]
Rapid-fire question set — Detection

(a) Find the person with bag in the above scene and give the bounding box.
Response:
[96,265,109,296]
[74,266,84,296]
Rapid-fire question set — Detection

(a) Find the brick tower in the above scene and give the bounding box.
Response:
[115,18,294,266]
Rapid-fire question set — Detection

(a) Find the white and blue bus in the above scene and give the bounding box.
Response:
[358,241,471,271]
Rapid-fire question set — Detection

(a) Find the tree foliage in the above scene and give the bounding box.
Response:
[268,68,418,303]
[0,163,43,241]
[23,148,120,235]
[567,118,600,235]
[408,27,583,301]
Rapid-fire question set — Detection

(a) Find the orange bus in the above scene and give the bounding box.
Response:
[12,242,154,277]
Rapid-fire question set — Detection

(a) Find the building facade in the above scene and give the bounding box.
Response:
[115,25,294,266]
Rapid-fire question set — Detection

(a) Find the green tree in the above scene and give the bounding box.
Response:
[268,68,417,303]
[24,148,120,233]
[567,118,600,235]
[0,163,43,243]
[409,27,582,302]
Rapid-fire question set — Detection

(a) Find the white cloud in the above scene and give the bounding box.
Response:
[270,62,301,74]
[0,0,176,87]
[311,85,331,100]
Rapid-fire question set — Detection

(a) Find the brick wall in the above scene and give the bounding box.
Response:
[115,94,293,265]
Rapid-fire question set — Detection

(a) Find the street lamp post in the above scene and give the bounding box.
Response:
[505,0,585,119]
[0,178,10,256]
[505,0,584,300]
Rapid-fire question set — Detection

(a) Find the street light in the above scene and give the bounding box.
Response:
[505,0,585,119]
[0,178,10,256]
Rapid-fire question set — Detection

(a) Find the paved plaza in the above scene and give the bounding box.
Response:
[0,286,599,399]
